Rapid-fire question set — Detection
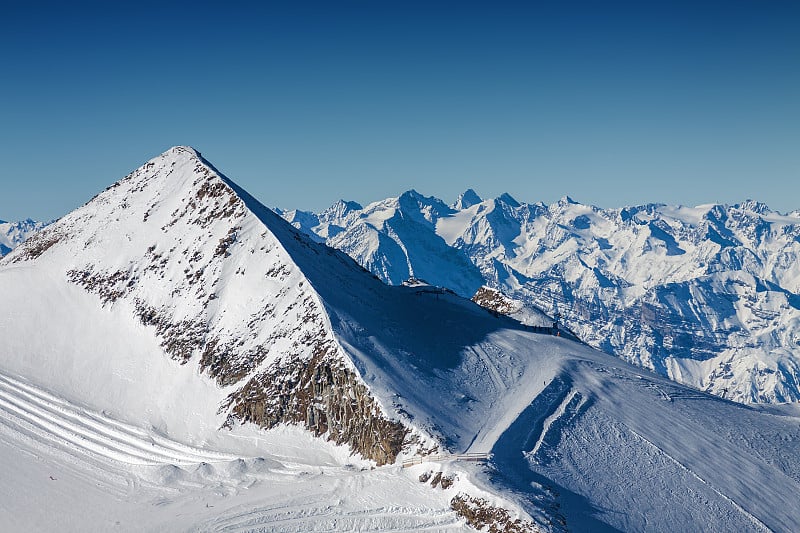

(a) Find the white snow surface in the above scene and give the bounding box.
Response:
[284,192,800,404]
[2,147,800,531]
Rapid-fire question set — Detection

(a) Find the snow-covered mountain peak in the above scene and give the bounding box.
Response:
[320,199,363,222]
[452,188,483,210]
[735,198,772,215]
[4,152,800,531]
[496,192,520,208]
[2,147,439,466]
[553,195,580,208]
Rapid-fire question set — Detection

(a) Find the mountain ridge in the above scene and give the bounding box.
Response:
[282,189,800,404]
[1,146,424,465]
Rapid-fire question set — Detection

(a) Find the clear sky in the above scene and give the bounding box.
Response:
[1,1,798,221]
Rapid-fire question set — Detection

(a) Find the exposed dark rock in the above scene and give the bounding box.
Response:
[68,268,131,305]
[472,286,519,316]
[222,341,410,466]
[439,473,455,489]
[450,494,539,532]
[8,228,62,263]
[215,226,240,257]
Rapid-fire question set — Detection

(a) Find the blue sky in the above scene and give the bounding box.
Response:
[1,1,798,221]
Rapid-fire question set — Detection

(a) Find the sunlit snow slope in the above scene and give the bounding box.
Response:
[2,147,800,532]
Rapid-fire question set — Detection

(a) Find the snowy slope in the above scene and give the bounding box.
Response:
[3,148,800,531]
[1,146,424,465]
[0,218,46,256]
[0,147,538,530]
[286,192,800,404]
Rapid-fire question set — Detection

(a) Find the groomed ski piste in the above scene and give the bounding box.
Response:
[2,147,800,532]
[0,366,471,532]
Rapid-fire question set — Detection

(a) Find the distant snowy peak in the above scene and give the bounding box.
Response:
[320,199,363,222]
[734,199,772,215]
[497,192,521,208]
[0,218,47,256]
[396,189,454,224]
[452,188,482,210]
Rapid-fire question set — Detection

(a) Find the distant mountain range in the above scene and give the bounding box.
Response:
[280,190,800,404]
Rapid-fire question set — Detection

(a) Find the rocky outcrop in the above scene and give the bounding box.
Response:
[222,340,409,466]
[6,226,62,263]
[450,494,539,533]
[472,286,520,316]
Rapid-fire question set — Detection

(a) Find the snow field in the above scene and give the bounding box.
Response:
[0,366,474,532]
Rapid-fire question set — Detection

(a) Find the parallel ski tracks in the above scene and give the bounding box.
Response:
[0,371,237,466]
[197,501,462,532]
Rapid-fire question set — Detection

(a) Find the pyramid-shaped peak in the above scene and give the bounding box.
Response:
[397,189,445,208]
[112,145,237,199]
[322,199,363,218]
[496,192,520,208]
[398,188,423,201]
[146,146,221,176]
[453,189,482,210]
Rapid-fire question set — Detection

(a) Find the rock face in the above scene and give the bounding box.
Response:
[472,286,521,316]
[1,146,417,465]
[223,341,408,465]
[284,193,800,404]
[451,494,539,533]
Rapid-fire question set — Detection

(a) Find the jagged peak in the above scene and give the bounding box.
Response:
[558,195,578,206]
[321,199,363,221]
[398,188,424,201]
[734,199,772,215]
[496,192,520,208]
[396,189,453,216]
[452,189,483,210]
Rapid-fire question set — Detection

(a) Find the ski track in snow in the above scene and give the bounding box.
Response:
[624,426,771,532]
[0,370,237,466]
[0,368,472,532]
[198,500,461,532]
[529,389,583,460]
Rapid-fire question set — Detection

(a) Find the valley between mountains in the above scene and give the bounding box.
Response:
[1,147,799,532]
